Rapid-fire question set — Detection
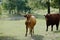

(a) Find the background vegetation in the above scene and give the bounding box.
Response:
[0,0,60,40]
[0,0,59,16]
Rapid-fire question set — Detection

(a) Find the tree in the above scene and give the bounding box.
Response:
[51,0,60,13]
[2,0,16,14]
[2,0,31,15]
[0,0,2,15]
[46,0,50,14]
[0,6,2,15]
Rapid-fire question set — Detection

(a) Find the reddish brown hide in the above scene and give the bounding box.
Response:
[24,14,36,37]
[44,14,60,31]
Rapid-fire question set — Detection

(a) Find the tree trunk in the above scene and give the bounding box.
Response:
[46,0,50,14]
[9,9,11,14]
[17,10,19,14]
[0,6,2,15]
[48,2,50,14]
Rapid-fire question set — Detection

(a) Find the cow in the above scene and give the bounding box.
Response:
[44,14,60,31]
[24,14,36,37]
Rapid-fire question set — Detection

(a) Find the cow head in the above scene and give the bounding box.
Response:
[44,14,52,21]
[24,14,32,18]
[44,14,51,18]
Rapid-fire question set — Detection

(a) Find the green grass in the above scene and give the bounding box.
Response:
[0,19,60,40]
[0,8,59,40]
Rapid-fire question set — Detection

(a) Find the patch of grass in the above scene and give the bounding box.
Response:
[0,19,60,40]
[32,34,44,40]
[54,30,60,33]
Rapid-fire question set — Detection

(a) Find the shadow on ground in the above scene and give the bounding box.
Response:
[9,16,24,21]
[0,14,45,21]
[53,30,60,33]
[0,36,19,40]
[0,16,25,21]
[32,34,44,40]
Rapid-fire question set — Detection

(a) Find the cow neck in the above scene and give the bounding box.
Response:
[27,17,30,20]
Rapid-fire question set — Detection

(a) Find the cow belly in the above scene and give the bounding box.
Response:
[47,21,59,26]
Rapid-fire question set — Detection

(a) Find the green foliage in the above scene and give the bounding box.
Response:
[2,0,60,15]
[2,0,48,10]
[26,0,47,9]
[2,0,16,10]
[0,8,2,15]
[50,0,60,13]
[51,0,60,8]
[0,5,2,15]
[2,0,31,14]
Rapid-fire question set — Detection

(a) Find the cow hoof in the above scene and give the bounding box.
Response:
[56,29,58,31]
[25,34,27,37]
[51,30,53,31]
[46,30,48,31]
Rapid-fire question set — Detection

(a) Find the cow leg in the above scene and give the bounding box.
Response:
[51,25,53,31]
[25,26,28,37]
[30,28,33,37]
[31,29,32,37]
[32,28,34,34]
[30,28,34,34]
[46,25,48,31]
[56,24,59,30]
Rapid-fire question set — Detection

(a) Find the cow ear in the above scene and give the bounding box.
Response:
[24,14,27,17]
[24,15,26,17]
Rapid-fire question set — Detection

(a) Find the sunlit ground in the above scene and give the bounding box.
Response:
[0,8,60,40]
[0,18,60,40]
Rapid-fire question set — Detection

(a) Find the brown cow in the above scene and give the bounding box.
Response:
[24,14,36,37]
[44,14,60,31]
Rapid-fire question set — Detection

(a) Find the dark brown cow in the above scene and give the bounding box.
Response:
[44,14,60,31]
[24,14,36,37]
